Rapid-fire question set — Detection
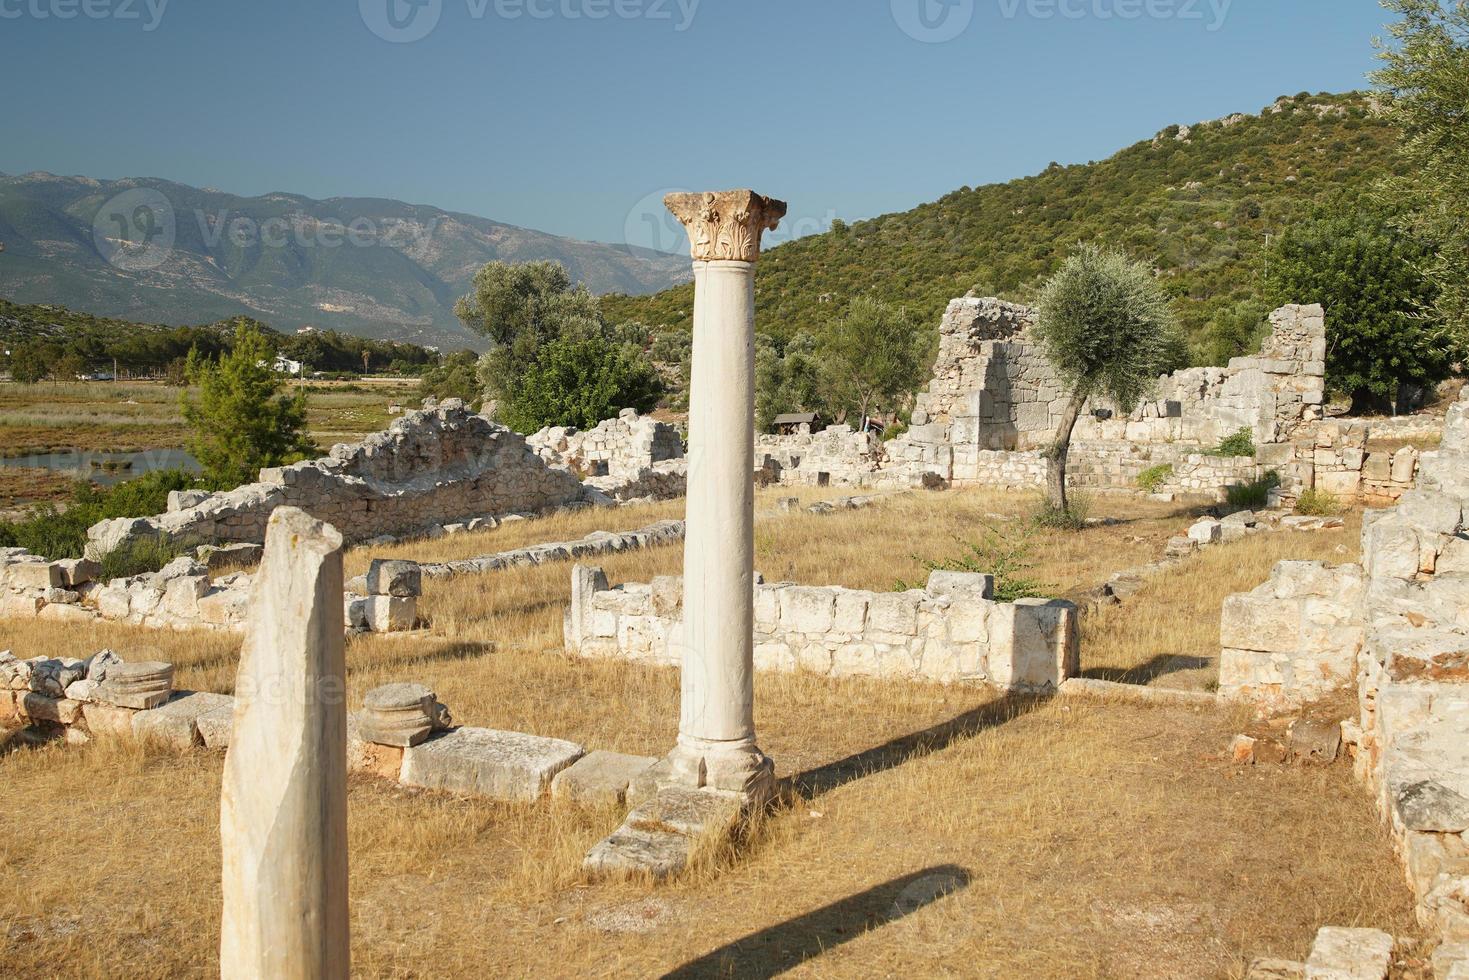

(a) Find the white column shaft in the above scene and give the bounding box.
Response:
[680,259,757,746]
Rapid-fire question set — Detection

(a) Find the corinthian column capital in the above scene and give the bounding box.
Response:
[664,190,788,263]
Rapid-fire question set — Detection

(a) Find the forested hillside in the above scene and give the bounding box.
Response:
[605,91,1401,364]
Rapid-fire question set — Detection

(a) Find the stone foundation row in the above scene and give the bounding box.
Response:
[405,520,686,582]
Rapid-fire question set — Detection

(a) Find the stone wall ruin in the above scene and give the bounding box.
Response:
[563,566,1080,692]
[86,401,589,559]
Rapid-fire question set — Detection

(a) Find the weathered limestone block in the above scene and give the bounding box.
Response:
[19,693,83,725]
[399,728,584,802]
[196,704,235,749]
[366,559,422,598]
[583,826,692,879]
[551,750,659,807]
[133,691,235,749]
[364,595,417,632]
[219,507,349,980]
[8,561,63,589]
[1303,927,1393,979]
[926,570,995,600]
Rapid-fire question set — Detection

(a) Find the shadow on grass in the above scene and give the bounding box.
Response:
[785,693,1046,799]
[659,864,970,979]
[1081,653,1214,686]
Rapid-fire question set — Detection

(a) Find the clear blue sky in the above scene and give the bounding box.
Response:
[0,0,1396,249]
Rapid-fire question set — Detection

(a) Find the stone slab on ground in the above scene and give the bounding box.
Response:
[626,786,743,837]
[398,727,584,802]
[550,750,658,807]
[1059,677,1218,706]
[132,691,236,749]
[195,704,235,749]
[81,701,137,738]
[583,826,691,880]
[1245,959,1305,979]
[1303,927,1393,980]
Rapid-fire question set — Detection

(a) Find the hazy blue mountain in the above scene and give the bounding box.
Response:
[0,173,690,350]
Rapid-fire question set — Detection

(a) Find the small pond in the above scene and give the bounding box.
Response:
[0,449,201,486]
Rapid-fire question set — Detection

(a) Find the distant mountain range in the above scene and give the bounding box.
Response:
[0,173,691,350]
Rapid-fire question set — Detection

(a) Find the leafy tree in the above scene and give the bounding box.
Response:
[1266,197,1455,412]
[497,335,661,432]
[181,321,316,487]
[817,298,932,427]
[755,332,823,430]
[1034,244,1180,515]
[8,340,57,383]
[1373,0,1469,345]
[455,260,603,405]
[455,260,663,430]
[418,350,483,407]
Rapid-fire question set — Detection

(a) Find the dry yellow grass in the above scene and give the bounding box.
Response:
[0,490,1419,978]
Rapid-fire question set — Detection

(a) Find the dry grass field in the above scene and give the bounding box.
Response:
[0,489,1416,978]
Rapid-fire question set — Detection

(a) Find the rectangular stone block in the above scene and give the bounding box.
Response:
[7,561,62,589]
[20,693,82,725]
[132,691,236,749]
[868,592,920,634]
[364,595,416,632]
[1303,926,1393,980]
[832,592,869,633]
[399,728,584,802]
[550,750,658,807]
[926,570,995,600]
[81,701,138,738]
[780,587,836,633]
[1220,594,1302,654]
[55,558,101,587]
[367,559,422,598]
[196,704,236,749]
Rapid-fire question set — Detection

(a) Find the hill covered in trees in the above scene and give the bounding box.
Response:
[0,297,440,380]
[605,91,1402,365]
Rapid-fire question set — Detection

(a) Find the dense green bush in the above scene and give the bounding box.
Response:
[1136,464,1174,493]
[1226,471,1281,509]
[0,469,199,561]
[1209,428,1257,458]
[498,335,661,432]
[1295,488,1343,517]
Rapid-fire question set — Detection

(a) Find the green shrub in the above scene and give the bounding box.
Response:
[896,522,1051,602]
[1295,488,1343,517]
[1137,464,1174,493]
[1225,470,1281,509]
[99,534,187,580]
[1029,491,1092,532]
[0,469,201,560]
[1209,428,1257,457]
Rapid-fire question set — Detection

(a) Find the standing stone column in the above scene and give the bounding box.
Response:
[220,507,349,980]
[663,190,786,801]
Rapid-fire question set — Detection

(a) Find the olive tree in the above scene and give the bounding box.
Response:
[1034,244,1180,515]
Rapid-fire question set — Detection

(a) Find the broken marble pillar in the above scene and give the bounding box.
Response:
[219,508,349,980]
[93,661,174,710]
[356,682,445,748]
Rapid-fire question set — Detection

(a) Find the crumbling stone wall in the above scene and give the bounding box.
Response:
[1219,389,1469,954]
[530,409,687,502]
[86,401,587,558]
[563,567,1079,692]
[757,295,1433,502]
